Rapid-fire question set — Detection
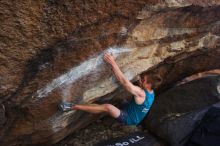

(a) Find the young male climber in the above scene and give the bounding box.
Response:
[58,52,156,125]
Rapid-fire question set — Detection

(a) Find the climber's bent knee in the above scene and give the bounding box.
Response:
[103,104,113,112]
[103,104,120,118]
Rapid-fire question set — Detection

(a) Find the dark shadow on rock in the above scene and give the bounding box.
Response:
[143,75,220,146]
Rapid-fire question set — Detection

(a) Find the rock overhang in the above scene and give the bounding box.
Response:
[0,1,220,145]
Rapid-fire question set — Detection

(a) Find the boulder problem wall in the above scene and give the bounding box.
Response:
[0,0,220,145]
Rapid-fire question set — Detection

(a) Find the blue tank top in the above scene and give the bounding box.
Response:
[125,89,155,125]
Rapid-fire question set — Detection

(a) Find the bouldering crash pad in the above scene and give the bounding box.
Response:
[95,132,163,146]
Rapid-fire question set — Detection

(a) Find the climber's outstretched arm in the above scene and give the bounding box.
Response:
[103,52,145,98]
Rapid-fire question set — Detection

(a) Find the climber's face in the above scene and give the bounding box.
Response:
[140,75,152,89]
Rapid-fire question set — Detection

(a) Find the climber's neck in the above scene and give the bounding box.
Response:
[145,87,153,93]
[139,83,153,93]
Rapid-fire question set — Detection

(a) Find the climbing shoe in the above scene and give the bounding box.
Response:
[58,101,73,112]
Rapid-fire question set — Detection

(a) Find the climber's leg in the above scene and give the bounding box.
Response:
[72,103,120,118]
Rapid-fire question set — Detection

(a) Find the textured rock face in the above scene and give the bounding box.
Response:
[0,0,220,145]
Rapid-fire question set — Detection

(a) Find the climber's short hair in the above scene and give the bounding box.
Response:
[140,73,162,89]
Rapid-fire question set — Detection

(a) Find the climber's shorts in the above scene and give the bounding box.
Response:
[116,109,128,124]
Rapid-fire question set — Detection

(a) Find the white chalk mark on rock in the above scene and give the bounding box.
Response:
[33,46,133,100]
[60,83,73,102]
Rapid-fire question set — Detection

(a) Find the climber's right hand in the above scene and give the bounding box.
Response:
[103,52,116,67]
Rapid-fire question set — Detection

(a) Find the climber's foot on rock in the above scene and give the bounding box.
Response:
[58,101,75,112]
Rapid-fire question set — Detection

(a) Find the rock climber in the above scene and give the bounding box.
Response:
[58,52,156,125]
